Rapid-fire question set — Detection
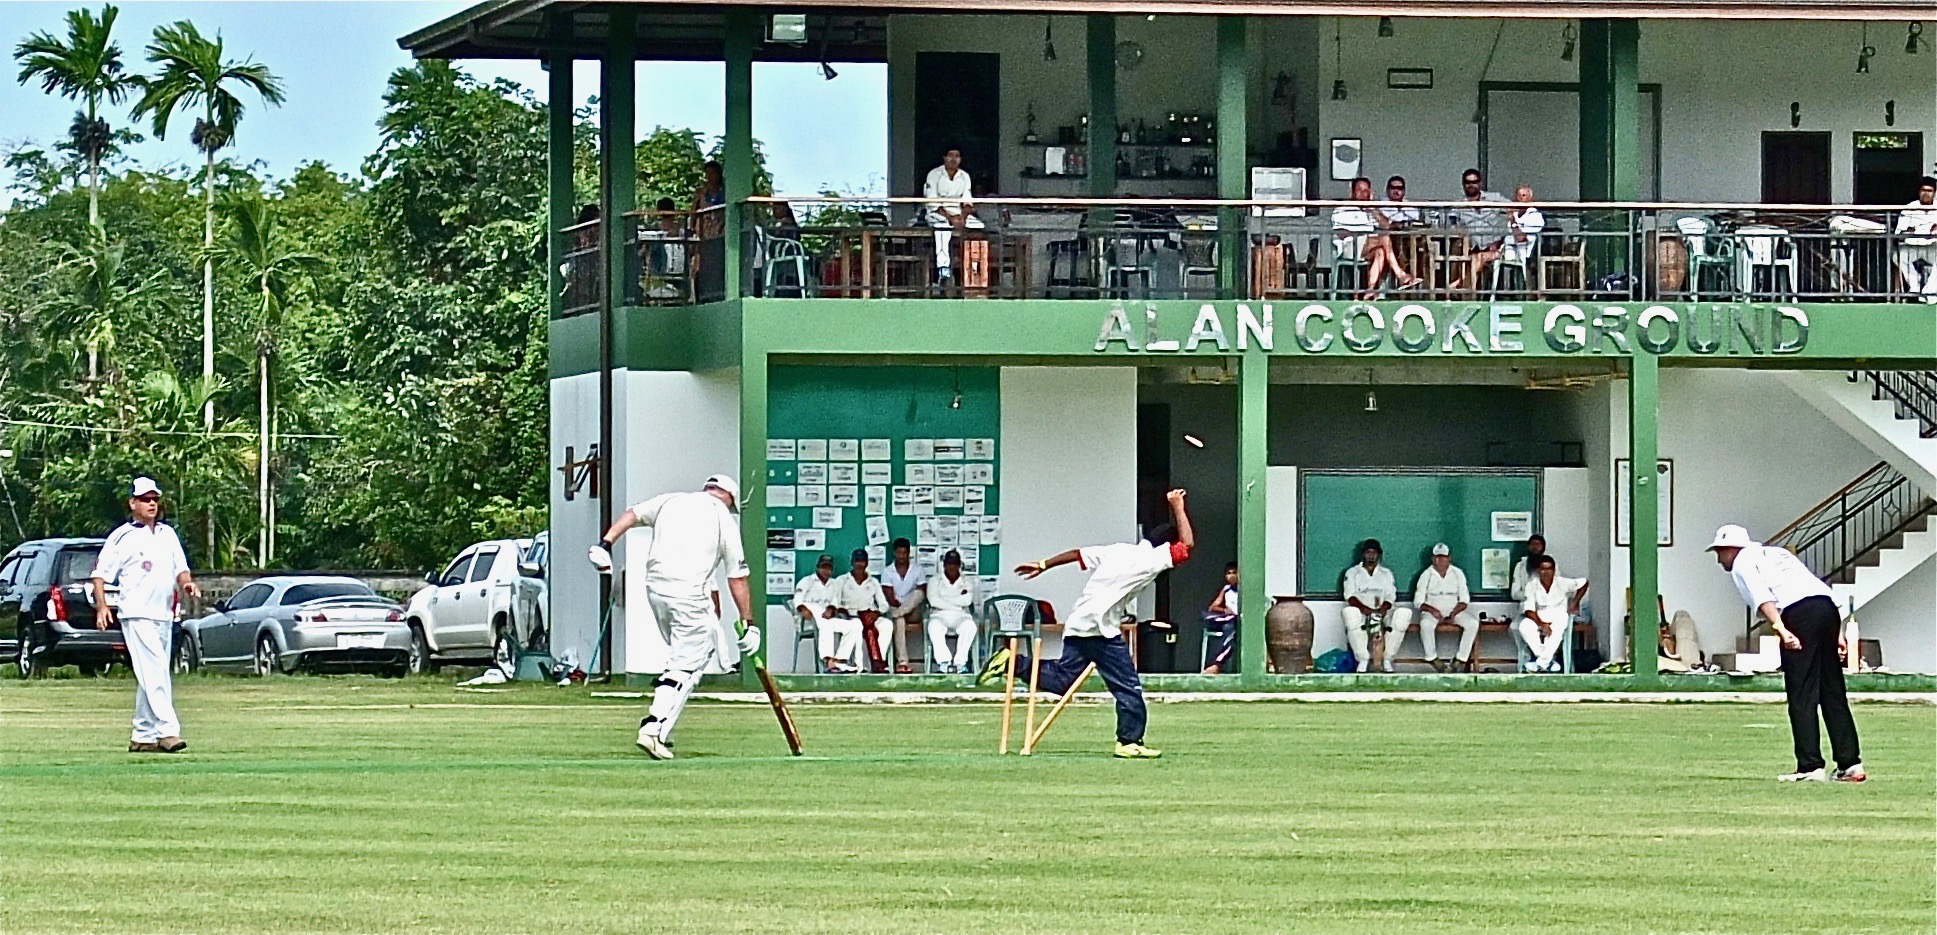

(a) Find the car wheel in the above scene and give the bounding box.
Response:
[528,615,549,654]
[253,634,283,677]
[172,632,202,674]
[407,626,436,675]
[15,632,41,679]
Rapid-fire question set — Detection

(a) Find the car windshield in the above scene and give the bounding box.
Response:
[280,582,376,605]
[54,548,101,585]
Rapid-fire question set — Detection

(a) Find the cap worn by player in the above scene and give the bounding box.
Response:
[1431,543,1450,556]
[131,477,162,499]
[703,474,741,511]
[1706,524,1756,550]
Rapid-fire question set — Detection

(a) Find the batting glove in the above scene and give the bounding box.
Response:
[736,624,762,656]
[587,545,613,574]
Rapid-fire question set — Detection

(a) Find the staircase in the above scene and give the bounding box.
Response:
[1770,370,1937,608]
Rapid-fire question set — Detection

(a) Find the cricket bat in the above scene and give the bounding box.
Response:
[754,663,805,756]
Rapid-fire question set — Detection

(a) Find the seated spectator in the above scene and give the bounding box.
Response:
[1449,168,1511,290]
[829,548,892,673]
[924,148,983,286]
[691,160,727,301]
[1412,544,1479,672]
[1341,539,1410,673]
[794,554,861,673]
[880,538,927,674]
[1201,561,1240,674]
[1333,178,1422,300]
[1503,184,1546,267]
[642,197,689,300]
[1378,175,1424,228]
[1509,534,1548,602]
[925,550,979,673]
[1659,609,1710,673]
[1896,176,1937,304]
[1518,555,1588,673]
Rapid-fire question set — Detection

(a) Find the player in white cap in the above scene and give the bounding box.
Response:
[91,477,199,753]
[1411,543,1479,672]
[588,474,758,760]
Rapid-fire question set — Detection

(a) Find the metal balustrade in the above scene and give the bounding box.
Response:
[1768,461,1936,585]
[1854,369,1937,438]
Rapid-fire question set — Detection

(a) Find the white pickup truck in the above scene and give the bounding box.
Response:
[404,535,547,673]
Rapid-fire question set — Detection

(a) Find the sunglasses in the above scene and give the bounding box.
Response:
[1462,178,1482,186]
[134,495,161,503]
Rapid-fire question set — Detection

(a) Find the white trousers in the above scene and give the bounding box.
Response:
[123,616,181,742]
[644,589,728,742]
[1417,606,1481,661]
[926,609,978,668]
[1341,606,1413,672]
[818,616,862,665]
[1897,242,1937,301]
[926,211,984,271]
[1517,614,1571,671]
[888,590,924,664]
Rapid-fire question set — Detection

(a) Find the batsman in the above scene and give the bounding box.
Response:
[979,488,1194,759]
[589,474,760,760]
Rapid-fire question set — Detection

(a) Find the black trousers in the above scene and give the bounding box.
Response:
[1778,595,1861,773]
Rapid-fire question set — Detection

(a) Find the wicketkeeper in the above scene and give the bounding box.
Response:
[978,488,1194,759]
[589,474,758,760]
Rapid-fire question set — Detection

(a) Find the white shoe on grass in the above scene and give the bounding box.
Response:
[1777,767,1827,782]
[636,721,674,760]
[1833,762,1867,783]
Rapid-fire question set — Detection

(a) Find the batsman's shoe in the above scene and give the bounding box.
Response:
[1833,762,1868,783]
[157,736,187,753]
[636,721,675,760]
[977,647,1013,686]
[1113,742,1162,759]
[1777,767,1828,782]
[128,741,161,753]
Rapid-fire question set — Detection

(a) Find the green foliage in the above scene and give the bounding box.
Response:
[130,20,284,154]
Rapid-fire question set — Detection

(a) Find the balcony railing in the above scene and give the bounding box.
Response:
[1768,461,1937,585]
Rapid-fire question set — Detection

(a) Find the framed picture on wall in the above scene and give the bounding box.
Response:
[1615,458,1674,547]
[1329,137,1363,181]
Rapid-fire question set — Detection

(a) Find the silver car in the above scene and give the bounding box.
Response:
[179,576,411,677]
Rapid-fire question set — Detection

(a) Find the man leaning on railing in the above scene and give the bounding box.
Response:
[1895,176,1937,304]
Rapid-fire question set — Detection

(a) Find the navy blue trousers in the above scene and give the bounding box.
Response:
[1015,635,1147,744]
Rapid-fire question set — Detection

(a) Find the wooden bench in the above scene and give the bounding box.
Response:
[1390,619,1594,672]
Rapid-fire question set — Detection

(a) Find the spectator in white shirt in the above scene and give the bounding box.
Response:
[794,555,861,673]
[1509,534,1548,603]
[1503,184,1546,266]
[1377,175,1424,228]
[924,149,983,284]
[1412,544,1478,672]
[829,549,892,673]
[1333,177,1422,300]
[880,538,927,674]
[925,550,979,673]
[1895,176,1937,304]
[1707,524,1863,783]
[1518,555,1587,673]
[1341,539,1410,672]
[1201,561,1241,675]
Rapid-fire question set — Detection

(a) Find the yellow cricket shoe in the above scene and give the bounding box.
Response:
[1113,742,1162,759]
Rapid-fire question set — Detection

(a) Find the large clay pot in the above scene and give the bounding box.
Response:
[1266,597,1315,674]
[1656,236,1688,293]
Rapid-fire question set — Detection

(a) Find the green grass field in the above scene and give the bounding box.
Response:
[2,675,1931,935]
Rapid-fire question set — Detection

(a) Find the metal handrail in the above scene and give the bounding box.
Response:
[748,195,1930,212]
[1855,370,1937,438]
[1769,460,1935,583]
[1766,461,1893,545]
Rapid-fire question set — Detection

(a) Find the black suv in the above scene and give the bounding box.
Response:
[0,538,122,677]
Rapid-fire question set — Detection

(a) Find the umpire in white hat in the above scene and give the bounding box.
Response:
[91,477,199,753]
[1707,524,1864,783]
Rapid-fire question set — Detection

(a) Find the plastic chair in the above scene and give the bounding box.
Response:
[1677,216,1737,300]
[1488,247,1534,298]
[1046,238,1092,298]
[1102,231,1155,298]
[1735,224,1798,300]
[792,613,822,674]
[1329,237,1372,298]
[1537,235,1586,298]
[1179,234,1220,299]
[760,228,813,298]
[981,593,1043,662]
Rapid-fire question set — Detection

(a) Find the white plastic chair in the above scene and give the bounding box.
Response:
[1735,225,1798,299]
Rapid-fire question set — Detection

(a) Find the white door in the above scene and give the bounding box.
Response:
[445,546,501,650]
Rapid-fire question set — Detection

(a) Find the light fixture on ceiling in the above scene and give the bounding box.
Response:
[767,13,808,44]
[1332,23,1347,101]
[1908,22,1926,53]
[1043,17,1057,61]
[817,22,838,80]
[1790,102,1802,128]
[1560,23,1577,61]
[949,367,963,410]
[1183,433,1205,449]
[1378,16,1395,38]
[1857,23,1875,73]
[1363,370,1379,413]
[1146,13,1157,21]
[1886,99,1896,126]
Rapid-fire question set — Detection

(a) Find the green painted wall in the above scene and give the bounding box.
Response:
[1300,470,1540,598]
[763,366,1002,606]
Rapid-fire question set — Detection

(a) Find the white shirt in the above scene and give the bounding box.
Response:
[792,573,835,614]
[1216,584,1239,615]
[1065,541,1188,638]
[1333,205,1377,235]
[1728,544,1834,613]
[1522,575,1585,622]
[1378,205,1422,225]
[928,571,976,616]
[880,560,928,601]
[627,492,750,596]
[91,520,190,620]
[830,572,888,615]
[1343,563,1397,608]
[1413,565,1472,612]
[1509,556,1541,602]
[924,166,973,216]
[1898,201,1937,244]
[1509,206,1546,242]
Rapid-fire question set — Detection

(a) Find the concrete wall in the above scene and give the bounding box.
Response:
[548,372,605,669]
[1857,555,1935,674]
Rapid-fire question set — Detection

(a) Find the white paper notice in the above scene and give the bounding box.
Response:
[934,464,964,486]
[797,485,827,506]
[912,486,935,506]
[864,486,887,515]
[829,438,859,461]
[767,551,796,573]
[866,515,890,546]
[795,529,826,551]
[936,486,965,509]
[915,516,940,545]
[812,507,843,529]
[978,575,1000,597]
[829,486,859,507]
[967,438,995,460]
[797,439,828,461]
[766,439,797,460]
[958,525,981,549]
[829,463,859,485]
[861,462,892,484]
[796,462,828,485]
[934,438,965,460]
[861,438,892,460]
[767,486,797,507]
[867,545,887,566]
[904,438,934,461]
[766,572,795,594]
[905,463,935,485]
[980,516,1001,545]
[964,464,994,486]
[961,551,980,574]
[934,516,961,545]
[891,486,914,516]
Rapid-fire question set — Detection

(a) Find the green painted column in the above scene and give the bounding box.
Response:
[1578,19,1639,278]
[1237,350,1269,687]
[1215,16,1248,297]
[1086,16,1117,199]
[723,9,756,301]
[545,16,573,320]
[739,342,769,689]
[1627,353,1660,681]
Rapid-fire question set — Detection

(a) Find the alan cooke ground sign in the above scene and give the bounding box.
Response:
[1092,302,1811,356]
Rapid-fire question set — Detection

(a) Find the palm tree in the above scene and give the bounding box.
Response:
[210,198,322,566]
[13,4,133,230]
[131,20,284,438]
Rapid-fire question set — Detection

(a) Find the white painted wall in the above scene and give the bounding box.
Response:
[998,367,1140,644]
[1855,555,1935,674]
[1542,465,1593,612]
[1265,466,1300,599]
[549,372,606,670]
[616,369,743,675]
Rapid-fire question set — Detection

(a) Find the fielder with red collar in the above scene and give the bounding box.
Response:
[588,474,757,760]
[91,477,199,754]
[978,488,1194,759]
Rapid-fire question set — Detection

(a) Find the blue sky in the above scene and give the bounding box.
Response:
[1,1,885,200]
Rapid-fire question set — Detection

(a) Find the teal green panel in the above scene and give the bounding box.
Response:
[1298,471,1539,598]
[763,366,1001,604]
